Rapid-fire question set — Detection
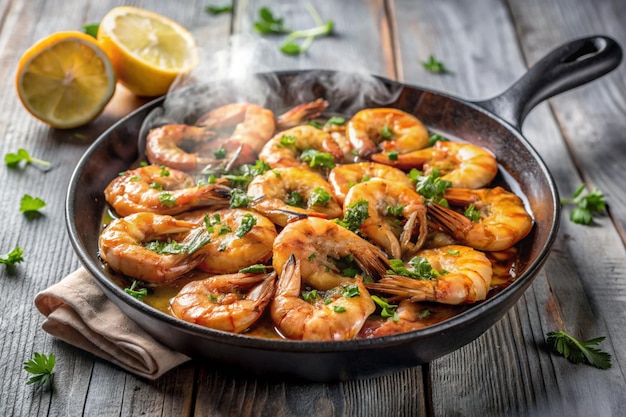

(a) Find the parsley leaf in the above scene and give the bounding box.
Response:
[239,264,269,273]
[286,191,305,208]
[20,194,46,218]
[371,295,399,322]
[24,352,56,387]
[299,149,336,169]
[0,245,24,270]
[422,55,452,74]
[125,280,148,301]
[230,189,252,208]
[206,5,233,15]
[81,23,99,38]
[546,330,611,370]
[5,148,51,170]
[253,6,290,34]
[235,213,257,238]
[464,204,481,222]
[308,187,331,207]
[560,184,606,225]
[412,168,452,206]
[223,159,271,190]
[428,133,449,146]
[335,199,369,232]
[387,257,444,280]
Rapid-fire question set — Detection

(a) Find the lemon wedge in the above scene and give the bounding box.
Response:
[15,31,116,129]
[97,6,199,97]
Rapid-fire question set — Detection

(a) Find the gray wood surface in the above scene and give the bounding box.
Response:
[1,0,624,416]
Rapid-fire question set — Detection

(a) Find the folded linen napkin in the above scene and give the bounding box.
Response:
[34,268,190,380]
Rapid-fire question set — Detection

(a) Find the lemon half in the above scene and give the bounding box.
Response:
[97,6,199,97]
[16,31,116,129]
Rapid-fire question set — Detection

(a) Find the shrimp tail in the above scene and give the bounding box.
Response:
[354,245,390,280]
[426,201,474,241]
[400,209,428,259]
[276,98,329,130]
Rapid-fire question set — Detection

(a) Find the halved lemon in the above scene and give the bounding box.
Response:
[97,6,199,97]
[15,31,116,129]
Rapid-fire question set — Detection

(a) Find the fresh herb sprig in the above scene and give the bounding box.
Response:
[422,55,452,74]
[125,280,148,301]
[24,352,56,387]
[1,245,24,270]
[5,148,51,170]
[560,184,606,225]
[206,4,233,15]
[20,194,46,219]
[253,4,333,55]
[546,330,611,370]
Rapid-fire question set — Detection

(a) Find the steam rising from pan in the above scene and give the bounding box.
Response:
[139,34,402,135]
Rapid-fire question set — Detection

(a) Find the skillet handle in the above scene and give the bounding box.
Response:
[473,35,622,129]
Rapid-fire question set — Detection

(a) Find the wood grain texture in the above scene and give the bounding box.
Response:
[1,0,625,416]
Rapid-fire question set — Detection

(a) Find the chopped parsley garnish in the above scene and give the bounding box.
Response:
[229,189,252,208]
[385,204,405,217]
[130,176,142,182]
[380,125,393,140]
[302,289,320,303]
[428,133,449,146]
[145,229,210,256]
[422,55,452,74]
[144,240,186,254]
[159,165,170,176]
[547,330,611,369]
[149,182,163,190]
[412,168,452,206]
[278,135,297,147]
[387,151,399,161]
[560,184,606,225]
[308,253,317,262]
[445,249,460,256]
[335,199,369,232]
[307,120,324,129]
[235,213,257,238]
[299,149,336,169]
[5,148,50,170]
[464,204,481,222]
[20,194,46,219]
[213,147,227,159]
[158,192,177,207]
[372,295,399,322]
[342,284,360,298]
[286,191,305,208]
[218,224,232,235]
[81,23,99,38]
[333,306,347,313]
[239,264,269,273]
[308,187,331,207]
[223,159,271,189]
[124,280,148,301]
[387,257,444,280]
[1,245,24,270]
[418,309,431,319]
[325,116,346,126]
[24,352,56,387]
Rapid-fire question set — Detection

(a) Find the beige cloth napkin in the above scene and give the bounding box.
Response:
[34,268,190,380]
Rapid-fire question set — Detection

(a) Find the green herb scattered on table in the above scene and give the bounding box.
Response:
[546,330,611,370]
[560,184,606,225]
[24,352,56,387]
[422,54,452,74]
[5,148,50,170]
[205,5,233,15]
[20,194,46,219]
[1,245,24,270]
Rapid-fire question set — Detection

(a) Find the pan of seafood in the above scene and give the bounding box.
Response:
[67,36,621,380]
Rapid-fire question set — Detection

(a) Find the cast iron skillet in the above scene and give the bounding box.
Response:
[66,36,621,381]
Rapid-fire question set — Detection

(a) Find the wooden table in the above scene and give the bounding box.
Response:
[2,0,625,415]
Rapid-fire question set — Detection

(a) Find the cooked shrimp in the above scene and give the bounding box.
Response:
[275,98,329,130]
[343,179,428,260]
[99,212,211,283]
[366,245,493,305]
[176,208,277,274]
[145,124,216,172]
[328,162,413,205]
[372,141,498,189]
[105,165,231,217]
[272,217,389,290]
[271,255,375,341]
[360,300,448,338]
[428,187,533,251]
[170,271,276,333]
[258,125,344,169]
[196,102,276,154]
[247,167,343,227]
[346,108,429,158]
